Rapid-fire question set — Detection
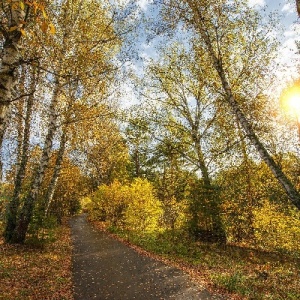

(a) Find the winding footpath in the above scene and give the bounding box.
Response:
[70,215,225,300]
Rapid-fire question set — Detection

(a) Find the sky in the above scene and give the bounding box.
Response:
[118,0,300,106]
[249,0,299,89]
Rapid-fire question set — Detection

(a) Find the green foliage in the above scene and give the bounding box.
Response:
[26,210,58,245]
[160,196,188,231]
[211,272,249,295]
[217,159,291,243]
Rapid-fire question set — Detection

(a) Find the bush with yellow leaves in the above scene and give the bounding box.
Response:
[253,200,300,253]
[87,178,162,233]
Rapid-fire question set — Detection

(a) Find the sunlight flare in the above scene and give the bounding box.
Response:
[280,81,300,120]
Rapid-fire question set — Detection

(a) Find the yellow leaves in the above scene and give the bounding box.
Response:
[19,1,25,10]
[49,23,56,34]
[0,226,73,300]
[40,21,48,33]
[89,179,162,232]
[42,8,48,19]
[8,25,18,31]
[20,28,26,36]
[8,25,26,36]
[39,21,55,34]
[8,1,56,36]
[253,200,300,252]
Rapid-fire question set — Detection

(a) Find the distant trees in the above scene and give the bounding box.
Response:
[144,43,226,241]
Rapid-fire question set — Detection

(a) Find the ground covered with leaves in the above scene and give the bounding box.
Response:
[0,224,73,300]
[92,221,300,300]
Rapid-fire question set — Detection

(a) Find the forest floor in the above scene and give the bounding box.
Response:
[70,214,225,300]
[1,215,299,299]
[0,221,73,300]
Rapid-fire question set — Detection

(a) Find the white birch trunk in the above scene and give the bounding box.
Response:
[4,68,36,242]
[0,1,26,145]
[44,130,67,217]
[11,78,61,243]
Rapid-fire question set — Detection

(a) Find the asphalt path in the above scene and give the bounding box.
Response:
[70,214,225,300]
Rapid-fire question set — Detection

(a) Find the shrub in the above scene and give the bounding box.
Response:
[124,178,162,232]
[253,200,300,253]
[88,179,163,233]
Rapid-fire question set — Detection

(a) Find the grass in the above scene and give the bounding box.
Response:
[95,222,300,300]
[0,221,73,300]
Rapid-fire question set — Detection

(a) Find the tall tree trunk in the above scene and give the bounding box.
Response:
[188,1,300,210]
[0,1,26,146]
[44,130,67,217]
[237,120,255,241]
[0,105,12,180]
[11,79,61,243]
[194,138,226,242]
[4,67,36,242]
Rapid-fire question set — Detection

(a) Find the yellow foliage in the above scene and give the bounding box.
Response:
[80,197,92,211]
[161,196,188,231]
[124,178,162,232]
[253,200,300,253]
[88,179,162,233]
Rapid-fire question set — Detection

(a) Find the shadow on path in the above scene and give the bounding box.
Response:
[70,214,225,300]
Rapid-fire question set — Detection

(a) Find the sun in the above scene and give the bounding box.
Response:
[287,93,300,113]
[280,81,300,120]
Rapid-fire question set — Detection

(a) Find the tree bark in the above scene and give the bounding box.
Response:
[0,1,26,146]
[44,130,67,217]
[188,1,300,210]
[0,105,12,180]
[4,68,36,242]
[193,136,226,242]
[11,78,61,243]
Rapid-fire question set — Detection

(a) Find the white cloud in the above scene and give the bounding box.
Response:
[248,0,265,7]
[282,3,294,14]
[117,0,151,11]
[137,0,152,11]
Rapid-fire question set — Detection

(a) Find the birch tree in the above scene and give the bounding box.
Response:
[4,65,37,242]
[161,0,300,210]
[145,44,226,240]
[0,0,52,146]
[5,0,121,243]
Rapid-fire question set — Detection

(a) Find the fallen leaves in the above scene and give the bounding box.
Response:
[90,220,300,300]
[0,224,73,300]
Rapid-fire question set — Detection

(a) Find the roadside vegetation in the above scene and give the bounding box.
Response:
[105,227,300,300]
[85,178,300,300]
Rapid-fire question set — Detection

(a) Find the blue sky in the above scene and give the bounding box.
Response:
[118,0,300,106]
[134,1,299,65]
